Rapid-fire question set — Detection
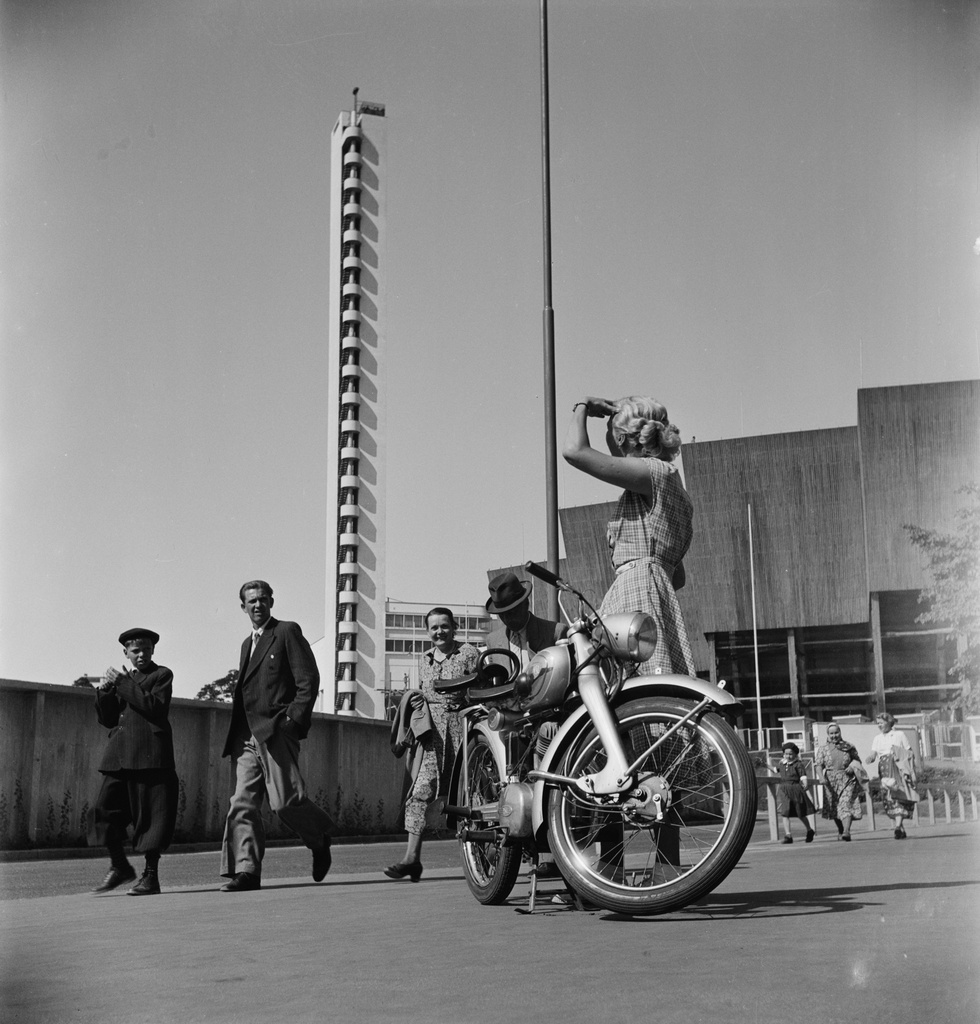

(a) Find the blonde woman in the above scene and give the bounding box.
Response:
[563,396,695,676]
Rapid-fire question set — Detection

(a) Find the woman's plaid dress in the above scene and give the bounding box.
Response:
[599,457,695,675]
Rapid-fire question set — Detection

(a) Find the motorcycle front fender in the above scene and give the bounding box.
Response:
[445,712,507,829]
[530,675,744,837]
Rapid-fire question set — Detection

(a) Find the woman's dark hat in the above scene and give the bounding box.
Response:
[118,627,160,646]
[486,572,532,614]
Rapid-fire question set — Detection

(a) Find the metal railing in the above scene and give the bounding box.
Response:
[754,773,979,841]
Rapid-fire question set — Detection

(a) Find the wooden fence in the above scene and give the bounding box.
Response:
[0,679,408,850]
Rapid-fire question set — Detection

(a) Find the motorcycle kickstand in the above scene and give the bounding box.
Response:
[515,869,538,915]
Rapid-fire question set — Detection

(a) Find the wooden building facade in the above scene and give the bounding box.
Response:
[557,381,979,736]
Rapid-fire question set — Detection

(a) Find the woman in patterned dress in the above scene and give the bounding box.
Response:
[384,607,479,880]
[563,395,695,675]
[814,722,863,841]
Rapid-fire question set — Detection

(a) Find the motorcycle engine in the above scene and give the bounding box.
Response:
[497,782,534,839]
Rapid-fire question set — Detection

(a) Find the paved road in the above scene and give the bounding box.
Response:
[1,822,978,1024]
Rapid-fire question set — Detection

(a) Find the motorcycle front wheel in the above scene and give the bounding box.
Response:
[457,732,522,905]
[548,696,756,915]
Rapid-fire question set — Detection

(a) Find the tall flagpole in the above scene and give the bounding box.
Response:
[540,0,559,620]
[748,503,763,749]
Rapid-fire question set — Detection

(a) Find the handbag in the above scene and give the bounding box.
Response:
[846,760,869,785]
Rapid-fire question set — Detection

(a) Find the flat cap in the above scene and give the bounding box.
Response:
[118,627,160,646]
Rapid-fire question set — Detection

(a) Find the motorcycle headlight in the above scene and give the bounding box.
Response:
[593,612,657,663]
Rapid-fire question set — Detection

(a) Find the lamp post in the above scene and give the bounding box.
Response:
[539,0,559,620]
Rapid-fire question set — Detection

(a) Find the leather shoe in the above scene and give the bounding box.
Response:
[93,864,137,893]
[221,872,261,892]
[312,837,332,883]
[127,868,160,896]
[383,862,423,882]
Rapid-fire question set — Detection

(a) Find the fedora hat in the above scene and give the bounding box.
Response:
[486,572,532,614]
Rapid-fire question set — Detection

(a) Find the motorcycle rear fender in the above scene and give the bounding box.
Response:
[445,714,507,829]
[530,674,744,838]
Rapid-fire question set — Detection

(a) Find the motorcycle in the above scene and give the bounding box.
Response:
[437,561,757,915]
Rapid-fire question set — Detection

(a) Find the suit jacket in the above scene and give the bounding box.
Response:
[223,616,320,757]
[95,663,176,772]
[520,613,568,654]
[389,690,434,784]
[487,613,568,657]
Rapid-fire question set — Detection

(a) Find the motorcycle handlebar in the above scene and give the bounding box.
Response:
[524,561,564,589]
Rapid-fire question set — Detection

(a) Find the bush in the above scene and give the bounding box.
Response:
[918,760,980,791]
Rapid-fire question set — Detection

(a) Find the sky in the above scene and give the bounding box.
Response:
[2,0,978,698]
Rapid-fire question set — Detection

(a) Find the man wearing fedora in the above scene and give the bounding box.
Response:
[486,571,569,882]
[485,571,568,666]
[92,627,179,897]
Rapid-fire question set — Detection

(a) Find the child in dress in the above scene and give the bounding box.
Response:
[776,742,815,844]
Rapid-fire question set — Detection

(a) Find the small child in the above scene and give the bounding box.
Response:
[776,742,815,844]
[91,628,178,895]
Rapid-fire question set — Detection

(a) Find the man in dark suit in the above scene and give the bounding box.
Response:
[486,572,568,881]
[219,580,334,892]
[92,627,178,896]
[485,571,568,665]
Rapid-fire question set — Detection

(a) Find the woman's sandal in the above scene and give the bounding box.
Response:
[383,862,423,882]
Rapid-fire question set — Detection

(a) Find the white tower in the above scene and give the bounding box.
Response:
[314,96,387,718]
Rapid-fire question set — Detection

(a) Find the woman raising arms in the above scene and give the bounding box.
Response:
[563,396,695,676]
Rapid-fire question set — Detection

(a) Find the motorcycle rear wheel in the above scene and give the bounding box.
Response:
[457,732,522,905]
[548,696,756,915]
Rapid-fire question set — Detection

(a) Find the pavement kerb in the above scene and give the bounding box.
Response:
[0,833,411,863]
[0,813,846,863]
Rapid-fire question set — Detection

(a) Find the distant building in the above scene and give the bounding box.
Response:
[312,97,388,719]
[557,380,979,746]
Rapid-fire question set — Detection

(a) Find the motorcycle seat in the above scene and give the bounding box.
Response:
[433,672,478,694]
[467,662,517,701]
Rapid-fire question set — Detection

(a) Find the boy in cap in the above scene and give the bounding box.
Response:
[91,627,179,896]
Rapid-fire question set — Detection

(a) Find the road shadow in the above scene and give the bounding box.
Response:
[159,875,454,896]
[598,877,980,922]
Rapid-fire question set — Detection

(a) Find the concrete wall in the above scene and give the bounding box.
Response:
[0,679,407,850]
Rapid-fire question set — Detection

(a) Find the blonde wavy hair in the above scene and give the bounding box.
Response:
[610,396,682,461]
